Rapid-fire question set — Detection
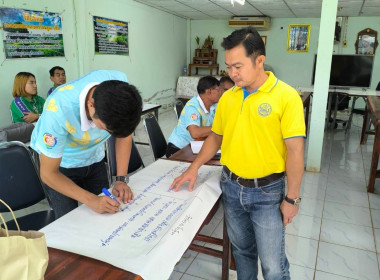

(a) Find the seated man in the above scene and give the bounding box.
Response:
[166,76,221,158]
[47,66,66,96]
[219,75,234,94]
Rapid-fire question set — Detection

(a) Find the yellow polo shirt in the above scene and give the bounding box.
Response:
[212,72,305,178]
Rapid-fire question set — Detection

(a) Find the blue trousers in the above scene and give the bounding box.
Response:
[221,169,290,280]
[43,159,109,219]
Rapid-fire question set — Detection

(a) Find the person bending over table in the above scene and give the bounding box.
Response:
[30,70,142,219]
[10,72,46,123]
[170,27,305,280]
[166,76,222,158]
[219,75,234,94]
[47,66,66,96]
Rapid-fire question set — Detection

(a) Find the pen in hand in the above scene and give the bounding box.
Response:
[102,188,120,204]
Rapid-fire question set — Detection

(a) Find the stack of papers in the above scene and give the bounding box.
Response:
[190,141,221,155]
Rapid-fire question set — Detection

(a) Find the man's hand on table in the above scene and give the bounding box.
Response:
[113,181,134,204]
[170,167,198,192]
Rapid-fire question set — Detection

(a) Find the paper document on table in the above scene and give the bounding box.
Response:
[40,159,222,280]
[190,141,221,154]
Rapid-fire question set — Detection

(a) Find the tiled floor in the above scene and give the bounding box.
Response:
[5,109,380,280]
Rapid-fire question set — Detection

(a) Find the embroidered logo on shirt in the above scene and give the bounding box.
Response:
[190,114,198,120]
[43,133,57,149]
[258,103,272,117]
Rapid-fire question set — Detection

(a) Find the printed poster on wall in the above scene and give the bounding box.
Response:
[93,16,129,55]
[0,8,64,59]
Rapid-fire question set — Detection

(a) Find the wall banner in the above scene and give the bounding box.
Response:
[0,8,64,59]
[93,16,129,56]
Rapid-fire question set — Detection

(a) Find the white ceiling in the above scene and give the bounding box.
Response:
[133,0,380,19]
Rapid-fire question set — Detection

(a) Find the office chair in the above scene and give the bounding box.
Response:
[0,122,35,143]
[0,141,55,230]
[106,136,144,184]
[143,114,167,160]
[174,100,184,120]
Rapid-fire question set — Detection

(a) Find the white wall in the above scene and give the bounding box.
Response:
[75,0,187,108]
[190,16,380,90]
[0,0,187,128]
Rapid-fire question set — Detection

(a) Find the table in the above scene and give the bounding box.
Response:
[168,146,232,280]
[142,103,161,120]
[44,160,222,280]
[188,63,219,76]
[169,144,220,166]
[324,88,380,130]
[46,248,141,280]
[360,96,380,193]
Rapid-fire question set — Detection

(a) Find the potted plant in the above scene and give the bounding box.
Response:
[195,36,200,49]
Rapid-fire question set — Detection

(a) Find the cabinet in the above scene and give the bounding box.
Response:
[188,48,219,76]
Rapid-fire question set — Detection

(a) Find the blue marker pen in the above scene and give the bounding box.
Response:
[102,188,120,204]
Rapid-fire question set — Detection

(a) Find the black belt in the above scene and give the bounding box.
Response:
[223,166,284,188]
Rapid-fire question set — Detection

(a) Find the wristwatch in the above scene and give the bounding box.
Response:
[284,196,301,206]
[115,175,129,184]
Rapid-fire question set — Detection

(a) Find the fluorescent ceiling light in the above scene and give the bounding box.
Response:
[231,0,245,6]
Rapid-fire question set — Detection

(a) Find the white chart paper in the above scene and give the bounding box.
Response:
[190,141,221,155]
[41,159,222,280]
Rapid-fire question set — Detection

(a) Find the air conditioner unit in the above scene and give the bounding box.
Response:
[228,17,271,30]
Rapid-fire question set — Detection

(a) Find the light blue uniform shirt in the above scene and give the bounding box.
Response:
[30,70,128,168]
[168,95,216,149]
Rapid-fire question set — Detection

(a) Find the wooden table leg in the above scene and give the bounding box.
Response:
[368,126,380,193]
[360,104,369,145]
[188,65,192,76]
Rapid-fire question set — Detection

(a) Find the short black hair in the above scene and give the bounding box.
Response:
[197,76,220,94]
[221,27,265,61]
[49,66,65,77]
[92,80,142,138]
[219,76,234,85]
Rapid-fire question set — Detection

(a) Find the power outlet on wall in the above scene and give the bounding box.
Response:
[343,40,347,47]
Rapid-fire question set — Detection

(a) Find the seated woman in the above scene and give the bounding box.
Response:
[10,72,46,123]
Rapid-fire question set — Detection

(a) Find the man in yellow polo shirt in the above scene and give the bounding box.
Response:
[170,27,305,280]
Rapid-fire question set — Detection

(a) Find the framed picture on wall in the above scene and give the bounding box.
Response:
[287,24,311,52]
[261,36,267,46]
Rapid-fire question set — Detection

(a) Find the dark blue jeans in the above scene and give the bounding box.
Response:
[221,169,290,280]
[43,159,109,219]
